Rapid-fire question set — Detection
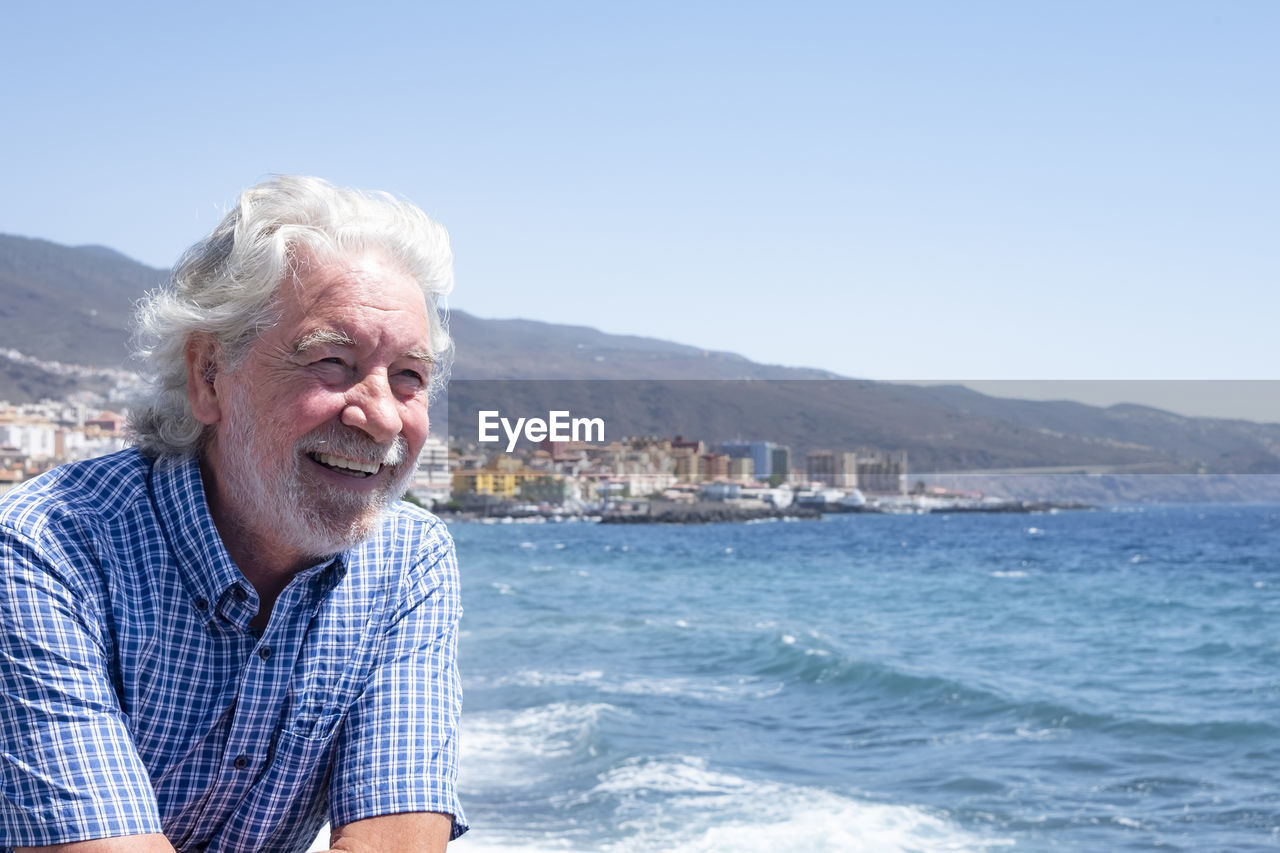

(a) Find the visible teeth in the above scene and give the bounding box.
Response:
[314,453,380,475]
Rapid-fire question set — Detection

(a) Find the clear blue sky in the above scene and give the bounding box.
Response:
[2,2,1276,418]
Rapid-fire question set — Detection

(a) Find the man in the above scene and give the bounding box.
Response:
[0,177,466,852]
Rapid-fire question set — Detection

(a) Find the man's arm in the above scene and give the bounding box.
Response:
[325,812,453,853]
[0,530,164,846]
[327,521,467,842]
[16,834,177,853]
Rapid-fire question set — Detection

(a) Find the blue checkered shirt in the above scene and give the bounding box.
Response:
[0,448,466,851]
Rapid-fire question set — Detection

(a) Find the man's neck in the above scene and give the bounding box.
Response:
[197,455,318,627]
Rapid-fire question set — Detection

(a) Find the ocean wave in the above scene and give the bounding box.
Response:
[461,702,623,788]
[465,755,1014,852]
[481,668,608,688]
[722,632,1007,710]
[714,632,1280,746]
[478,666,785,702]
[476,651,1280,754]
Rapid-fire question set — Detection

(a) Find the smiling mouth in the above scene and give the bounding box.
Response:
[309,452,384,478]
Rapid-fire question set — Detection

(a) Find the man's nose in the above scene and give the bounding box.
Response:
[341,373,402,443]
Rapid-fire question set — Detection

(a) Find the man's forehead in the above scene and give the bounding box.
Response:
[284,247,425,303]
[270,248,432,349]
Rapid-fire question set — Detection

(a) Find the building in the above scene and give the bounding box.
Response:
[806,450,856,487]
[700,453,730,482]
[855,449,908,494]
[0,420,57,462]
[451,469,518,498]
[720,440,778,480]
[770,446,792,484]
[806,450,836,486]
[518,475,575,505]
[408,436,452,505]
[673,452,701,483]
[726,456,754,483]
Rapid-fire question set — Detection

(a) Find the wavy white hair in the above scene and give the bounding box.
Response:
[127,175,454,458]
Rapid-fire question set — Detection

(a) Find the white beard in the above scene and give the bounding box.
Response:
[215,384,417,560]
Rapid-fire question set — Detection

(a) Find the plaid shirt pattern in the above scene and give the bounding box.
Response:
[0,449,466,851]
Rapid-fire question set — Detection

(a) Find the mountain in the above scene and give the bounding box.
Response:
[1,233,1279,493]
[448,312,838,380]
[0,235,163,367]
[0,235,834,382]
[443,379,1280,475]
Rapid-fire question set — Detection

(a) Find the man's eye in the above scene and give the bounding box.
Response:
[394,370,428,392]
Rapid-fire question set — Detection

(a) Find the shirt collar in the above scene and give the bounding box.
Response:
[146,453,347,626]
[148,454,248,626]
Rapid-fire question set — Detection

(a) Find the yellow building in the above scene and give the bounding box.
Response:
[452,469,521,497]
[452,464,545,498]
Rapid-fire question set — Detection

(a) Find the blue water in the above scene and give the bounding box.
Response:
[450,506,1280,851]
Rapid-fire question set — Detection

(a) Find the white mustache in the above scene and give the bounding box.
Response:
[300,428,408,468]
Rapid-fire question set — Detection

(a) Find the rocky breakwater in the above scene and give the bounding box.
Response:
[601,500,820,525]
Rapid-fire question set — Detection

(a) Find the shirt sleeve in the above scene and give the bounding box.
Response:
[0,525,162,848]
[328,522,467,839]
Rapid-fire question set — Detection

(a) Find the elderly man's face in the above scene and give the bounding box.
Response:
[205,249,434,559]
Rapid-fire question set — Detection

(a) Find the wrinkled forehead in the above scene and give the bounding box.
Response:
[272,247,426,317]
[283,242,415,289]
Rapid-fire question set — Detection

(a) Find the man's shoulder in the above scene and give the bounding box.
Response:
[0,448,153,539]
[378,500,454,551]
[345,501,456,578]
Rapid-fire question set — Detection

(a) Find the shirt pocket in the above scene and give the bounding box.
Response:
[208,719,342,853]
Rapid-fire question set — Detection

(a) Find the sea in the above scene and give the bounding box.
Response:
[446,504,1278,852]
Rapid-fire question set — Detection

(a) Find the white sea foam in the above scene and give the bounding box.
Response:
[615,758,1011,852]
[990,570,1028,578]
[1113,815,1148,829]
[460,702,621,788]
[449,840,578,852]
[483,668,606,688]
[610,674,780,701]
[460,756,1014,852]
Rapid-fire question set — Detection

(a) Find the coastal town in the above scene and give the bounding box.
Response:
[0,387,1085,520]
[446,433,913,520]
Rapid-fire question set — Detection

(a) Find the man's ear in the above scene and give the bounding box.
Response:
[186,333,224,426]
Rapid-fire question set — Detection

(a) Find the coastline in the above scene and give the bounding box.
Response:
[435,497,1094,524]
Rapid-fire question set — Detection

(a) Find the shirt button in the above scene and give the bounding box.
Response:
[231,586,248,602]
[233,754,249,770]
[258,646,273,661]
[194,597,209,611]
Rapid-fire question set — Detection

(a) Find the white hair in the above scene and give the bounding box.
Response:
[127,175,454,458]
